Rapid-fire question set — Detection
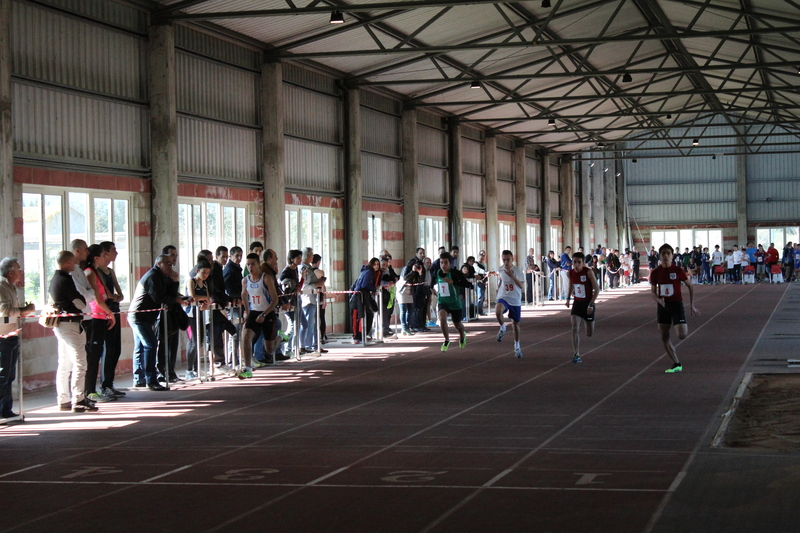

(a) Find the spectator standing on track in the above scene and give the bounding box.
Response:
[700,247,711,284]
[525,248,537,304]
[223,245,244,366]
[766,243,780,282]
[130,255,182,391]
[754,244,767,281]
[397,258,422,336]
[210,247,236,369]
[431,252,472,352]
[725,249,735,283]
[300,247,324,354]
[351,258,380,344]
[83,245,117,404]
[559,246,572,299]
[495,250,525,358]
[606,249,620,289]
[648,246,658,271]
[474,252,488,315]
[631,247,641,284]
[155,245,183,384]
[0,258,36,419]
[711,245,723,282]
[185,259,211,380]
[312,254,330,345]
[279,250,302,354]
[565,252,599,364]
[261,249,289,362]
[649,244,699,374]
[69,240,95,384]
[782,242,795,283]
[733,245,743,284]
[545,250,559,300]
[97,242,126,397]
[50,251,95,412]
[379,255,398,338]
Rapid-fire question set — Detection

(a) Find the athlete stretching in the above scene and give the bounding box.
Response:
[649,244,700,373]
[565,252,599,364]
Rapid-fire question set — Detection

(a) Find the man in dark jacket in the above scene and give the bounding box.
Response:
[279,250,302,354]
[50,251,95,412]
[130,255,182,390]
[223,246,244,366]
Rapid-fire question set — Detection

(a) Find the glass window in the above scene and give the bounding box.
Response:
[499,222,512,254]
[526,224,537,258]
[679,229,693,254]
[22,188,131,307]
[285,207,332,276]
[419,216,445,258]
[550,226,559,252]
[367,213,382,260]
[463,220,484,259]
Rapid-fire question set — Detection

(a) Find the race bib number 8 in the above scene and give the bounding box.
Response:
[574,284,586,299]
[437,282,451,298]
[659,284,674,297]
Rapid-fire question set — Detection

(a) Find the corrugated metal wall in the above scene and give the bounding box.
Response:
[11,0,148,170]
[463,173,485,209]
[175,25,261,71]
[630,203,736,223]
[497,180,514,212]
[627,182,736,204]
[461,137,484,175]
[497,147,514,181]
[526,186,540,215]
[748,178,800,221]
[418,166,449,206]
[525,155,539,186]
[549,190,561,217]
[283,77,343,193]
[361,97,401,200]
[34,0,146,33]
[418,119,448,205]
[177,115,258,181]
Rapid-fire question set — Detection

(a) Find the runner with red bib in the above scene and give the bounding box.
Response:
[649,243,700,373]
[565,252,599,364]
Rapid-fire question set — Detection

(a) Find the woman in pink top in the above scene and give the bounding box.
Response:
[83,244,117,403]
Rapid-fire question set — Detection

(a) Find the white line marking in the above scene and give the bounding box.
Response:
[0,464,45,478]
[140,465,193,483]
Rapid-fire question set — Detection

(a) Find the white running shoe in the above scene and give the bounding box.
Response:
[514,346,523,358]
[497,327,506,342]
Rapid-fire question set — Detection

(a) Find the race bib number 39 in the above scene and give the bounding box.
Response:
[437,282,451,298]
[574,284,586,299]
[659,284,674,297]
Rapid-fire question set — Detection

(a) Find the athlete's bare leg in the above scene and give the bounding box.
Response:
[570,315,582,354]
[658,323,680,365]
[438,309,450,343]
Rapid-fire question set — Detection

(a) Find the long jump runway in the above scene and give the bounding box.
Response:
[0,282,790,532]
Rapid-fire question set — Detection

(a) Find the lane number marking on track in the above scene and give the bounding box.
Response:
[214,468,280,481]
[62,466,123,479]
[574,473,611,485]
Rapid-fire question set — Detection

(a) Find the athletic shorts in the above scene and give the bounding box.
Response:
[657,301,686,326]
[571,300,595,322]
[497,299,521,323]
[245,310,278,341]
[438,304,463,323]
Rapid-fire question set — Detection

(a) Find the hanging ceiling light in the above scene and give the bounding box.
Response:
[330,10,344,24]
[597,142,606,147]
[548,118,556,126]
[666,114,672,119]
[470,80,480,89]
[692,138,699,146]
[622,73,632,83]
[542,0,552,7]
[632,159,638,163]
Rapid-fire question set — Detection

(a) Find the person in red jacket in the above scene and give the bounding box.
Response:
[766,243,780,281]
[650,244,700,374]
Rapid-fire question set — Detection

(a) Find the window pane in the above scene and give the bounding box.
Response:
[664,230,678,248]
[236,207,246,246]
[206,202,219,253]
[112,199,130,296]
[22,193,44,306]
[68,192,89,244]
[785,227,798,246]
[179,204,191,288]
[44,194,63,300]
[223,206,235,248]
[652,231,664,249]
[301,209,312,247]
[193,205,202,260]
[679,229,693,253]
[289,210,298,250]
[94,198,111,244]
[313,211,322,254]
[709,230,722,250]
[756,228,770,248]
[322,213,330,274]
[771,228,784,247]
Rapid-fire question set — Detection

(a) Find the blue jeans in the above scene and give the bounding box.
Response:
[131,321,159,385]
[285,311,297,352]
[475,283,486,313]
[400,303,414,330]
[548,273,556,299]
[0,336,20,416]
[301,303,318,350]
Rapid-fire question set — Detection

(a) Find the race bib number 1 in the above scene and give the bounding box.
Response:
[659,284,674,297]
[438,282,451,298]
[574,284,586,299]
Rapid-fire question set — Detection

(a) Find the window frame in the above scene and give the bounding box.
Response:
[284,205,333,277]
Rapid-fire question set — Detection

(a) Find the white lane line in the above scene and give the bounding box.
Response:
[0,464,45,479]
[140,464,194,483]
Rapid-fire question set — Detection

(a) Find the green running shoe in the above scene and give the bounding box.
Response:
[237,369,253,379]
[459,333,467,349]
[665,364,682,373]
[441,341,451,352]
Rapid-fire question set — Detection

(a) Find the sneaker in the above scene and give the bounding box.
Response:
[572,354,582,364]
[353,339,362,345]
[237,369,253,380]
[459,333,467,349]
[133,382,147,388]
[59,402,72,412]
[184,370,198,380]
[515,346,523,359]
[148,383,167,391]
[441,341,451,352]
[402,329,415,336]
[420,327,431,332]
[252,361,268,369]
[106,387,126,398]
[426,321,437,327]
[665,364,682,373]
[497,327,506,342]
[277,330,290,343]
[87,391,115,403]
[217,364,234,374]
[73,399,98,413]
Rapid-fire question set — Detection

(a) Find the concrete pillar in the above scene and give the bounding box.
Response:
[541,152,552,255]
[484,135,498,264]
[0,0,14,257]
[262,61,285,262]
[401,108,419,262]
[615,156,628,249]
[148,23,178,255]
[448,117,463,248]
[513,141,527,263]
[736,149,748,246]
[579,157,592,250]
[591,157,605,248]
[344,88,364,286]
[603,154,618,250]
[560,155,575,250]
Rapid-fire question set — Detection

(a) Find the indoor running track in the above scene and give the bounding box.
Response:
[0,282,789,533]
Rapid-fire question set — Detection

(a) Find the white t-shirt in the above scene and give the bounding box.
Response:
[733,250,743,264]
[726,254,735,269]
[712,250,723,265]
[71,265,95,316]
[496,266,524,306]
